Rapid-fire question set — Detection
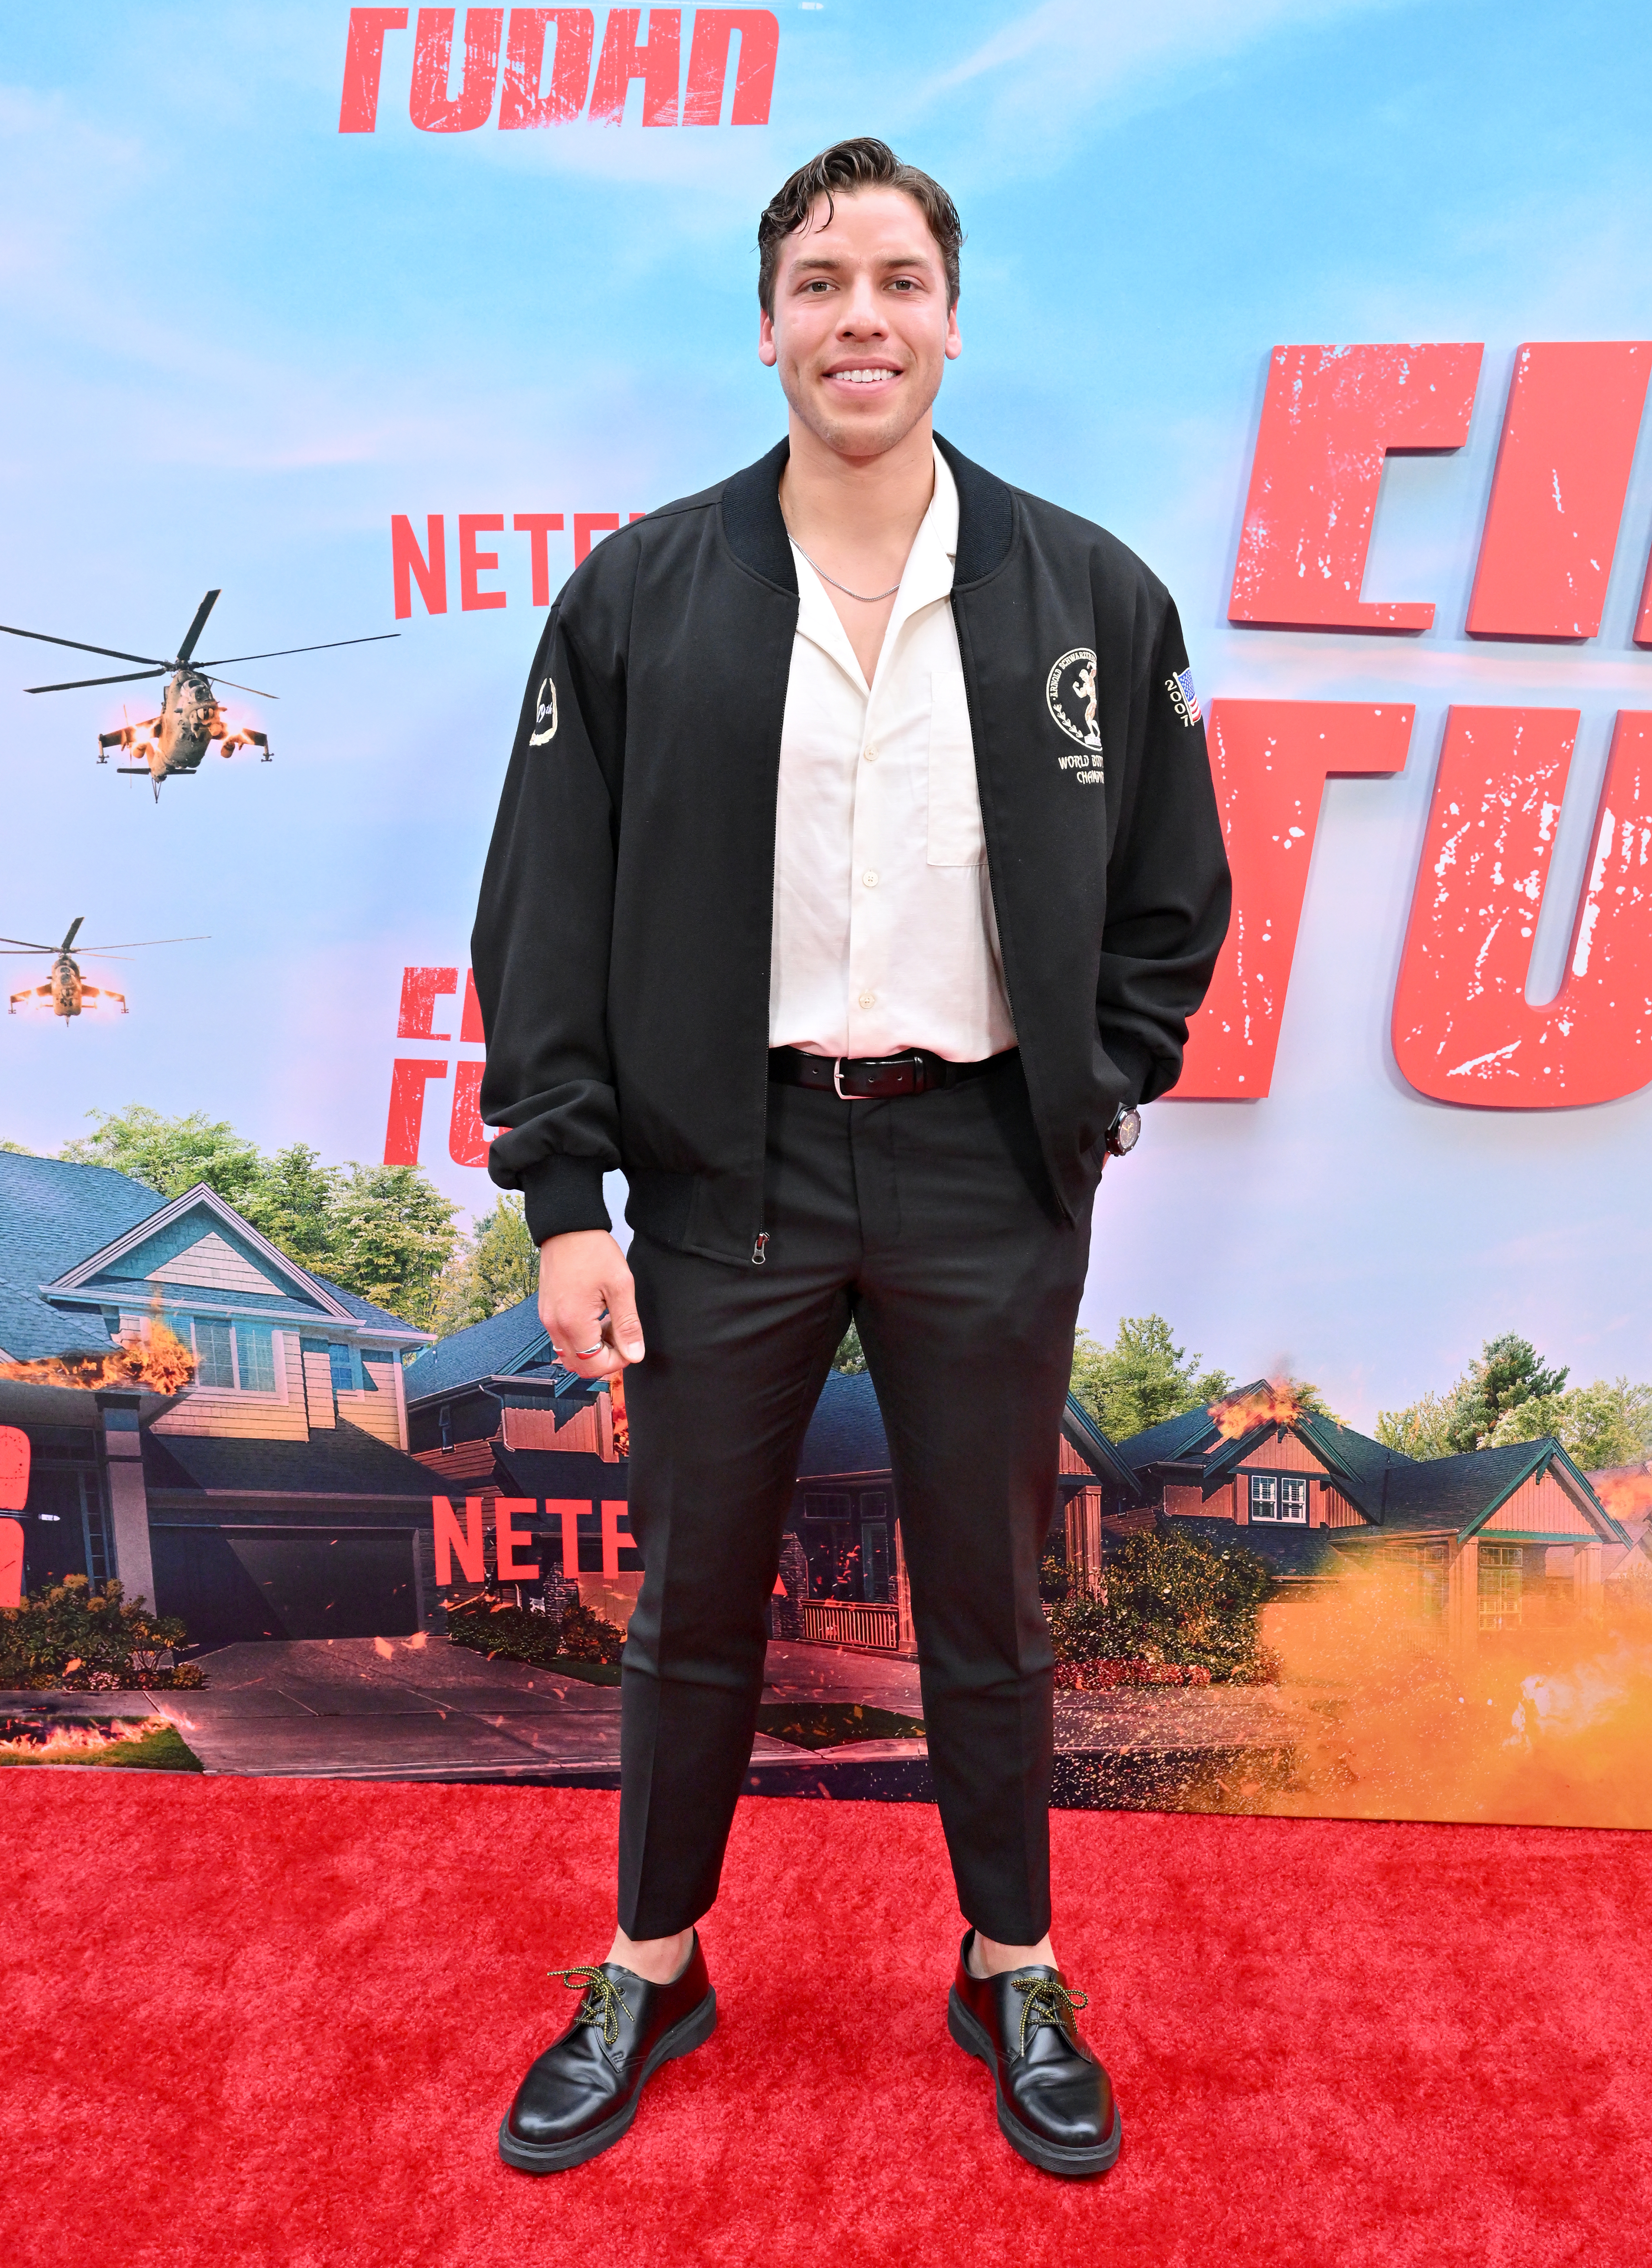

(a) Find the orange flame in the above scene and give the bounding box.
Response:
[0,1312,195,1395]
[1593,1467,1652,1524]
[1209,1378,1306,1441]
[0,1716,172,1761]
[1202,1564,1652,1830]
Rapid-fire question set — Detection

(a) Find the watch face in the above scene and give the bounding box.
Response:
[1113,1107,1142,1155]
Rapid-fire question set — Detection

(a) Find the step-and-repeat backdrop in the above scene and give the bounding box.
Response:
[4,3,1651,1823]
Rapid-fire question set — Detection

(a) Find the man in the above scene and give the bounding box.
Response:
[473,138,1229,2179]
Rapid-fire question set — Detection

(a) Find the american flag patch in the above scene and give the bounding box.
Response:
[1166,667,1202,728]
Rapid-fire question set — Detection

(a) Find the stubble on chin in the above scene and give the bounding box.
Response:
[783,366,941,463]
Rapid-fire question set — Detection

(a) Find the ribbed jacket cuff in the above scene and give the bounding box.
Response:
[1101,1034,1156,1111]
[517,1156,612,1245]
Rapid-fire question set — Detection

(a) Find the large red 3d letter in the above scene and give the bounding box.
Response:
[495,1499,540,1582]
[683,9,778,123]
[410,8,503,131]
[432,1496,486,1585]
[0,1425,29,1512]
[1229,344,1483,632]
[339,8,410,131]
[1467,343,1652,641]
[1392,708,1652,1106]
[384,1059,448,1163]
[449,1061,491,1166]
[499,8,594,123]
[588,7,680,125]
[1172,701,1414,1099]
[397,966,457,1039]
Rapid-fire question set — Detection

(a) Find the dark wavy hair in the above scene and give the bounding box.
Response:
[757,138,963,317]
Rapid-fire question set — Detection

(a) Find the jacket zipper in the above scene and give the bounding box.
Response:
[751,1231,769,1265]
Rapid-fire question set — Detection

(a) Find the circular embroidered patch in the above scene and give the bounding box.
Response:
[1046,648,1102,752]
[527,674,558,747]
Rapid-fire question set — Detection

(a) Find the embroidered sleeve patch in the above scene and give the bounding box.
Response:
[527,672,559,747]
[1165,667,1202,728]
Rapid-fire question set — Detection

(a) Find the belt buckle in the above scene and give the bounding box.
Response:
[833,1056,854,1100]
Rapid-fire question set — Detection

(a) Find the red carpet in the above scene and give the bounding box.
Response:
[6,1778,1649,2268]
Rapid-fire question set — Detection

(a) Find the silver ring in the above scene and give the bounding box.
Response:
[571,1341,604,1357]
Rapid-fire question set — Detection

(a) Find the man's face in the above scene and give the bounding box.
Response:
[760,185,961,461]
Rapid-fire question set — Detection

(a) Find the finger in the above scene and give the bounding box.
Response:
[602,1274,646,1363]
[549,1299,614,1373]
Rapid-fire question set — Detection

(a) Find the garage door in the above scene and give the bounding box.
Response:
[153,1526,418,1645]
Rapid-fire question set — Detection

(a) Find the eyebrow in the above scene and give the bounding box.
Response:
[787,250,937,279]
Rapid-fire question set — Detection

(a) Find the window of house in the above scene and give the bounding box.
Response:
[328,1342,357,1394]
[1249,1473,1308,1523]
[1478,1543,1523,1632]
[163,1314,278,1393]
[803,1492,852,1522]
[360,1348,393,1391]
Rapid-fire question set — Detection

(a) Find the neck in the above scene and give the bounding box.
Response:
[779,410,937,558]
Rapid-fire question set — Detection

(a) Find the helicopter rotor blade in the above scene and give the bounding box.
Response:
[61,917,84,952]
[193,632,400,666]
[198,675,277,700]
[0,942,56,954]
[175,590,221,664]
[0,624,170,668]
[70,935,210,951]
[25,669,168,693]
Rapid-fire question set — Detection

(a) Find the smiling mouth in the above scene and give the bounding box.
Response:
[826,367,901,387]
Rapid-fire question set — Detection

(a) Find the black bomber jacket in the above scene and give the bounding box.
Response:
[471,434,1230,1264]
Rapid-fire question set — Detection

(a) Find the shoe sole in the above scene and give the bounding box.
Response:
[947,1988,1122,2178]
[497,1987,718,2174]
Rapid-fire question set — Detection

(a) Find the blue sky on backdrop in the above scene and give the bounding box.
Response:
[3,0,1651,1422]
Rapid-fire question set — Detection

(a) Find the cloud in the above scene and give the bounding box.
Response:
[923,0,1406,146]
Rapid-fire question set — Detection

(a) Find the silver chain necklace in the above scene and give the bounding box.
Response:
[786,528,902,603]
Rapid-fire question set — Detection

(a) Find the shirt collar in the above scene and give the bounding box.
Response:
[790,442,958,693]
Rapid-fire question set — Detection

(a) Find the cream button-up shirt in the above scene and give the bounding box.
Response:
[767,447,1017,1063]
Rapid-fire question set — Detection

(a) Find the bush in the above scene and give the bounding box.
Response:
[1044,1528,1275,1685]
[446,1591,627,1671]
[0,1575,195,1690]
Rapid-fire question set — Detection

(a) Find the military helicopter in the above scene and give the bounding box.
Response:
[0,590,396,798]
[2,916,206,1022]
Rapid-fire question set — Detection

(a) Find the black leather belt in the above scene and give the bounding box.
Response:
[768,1044,1015,1100]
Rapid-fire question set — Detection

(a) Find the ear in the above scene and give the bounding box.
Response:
[758,306,778,369]
[944,298,962,362]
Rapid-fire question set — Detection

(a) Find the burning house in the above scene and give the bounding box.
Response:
[0,1151,434,1643]
[1090,1382,1631,1649]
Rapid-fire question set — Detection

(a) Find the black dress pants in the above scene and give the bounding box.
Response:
[617,1053,1093,1945]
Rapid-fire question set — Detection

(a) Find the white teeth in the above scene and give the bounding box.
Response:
[834,368,896,384]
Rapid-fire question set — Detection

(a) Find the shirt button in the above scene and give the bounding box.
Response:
[862,870,878,888]
[859,991,876,1009]
[863,744,879,763]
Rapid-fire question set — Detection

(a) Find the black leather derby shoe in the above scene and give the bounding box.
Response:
[948,1930,1122,2177]
[499,1934,716,2174]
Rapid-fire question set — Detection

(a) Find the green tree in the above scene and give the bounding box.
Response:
[1482,1377,1652,1469]
[0,1138,34,1154]
[432,1194,539,1335]
[1375,1387,1467,1460]
[323,1164,459,1330]
[1445,1333,1568,1453]
[59,1104,266,1211]
[1070,1314,1230,1441]
[241,1142,341,1273]
[833,1319,867,1375]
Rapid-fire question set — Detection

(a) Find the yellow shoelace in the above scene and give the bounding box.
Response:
[550,1965,634,2047]
[1011,1975,1088,2057]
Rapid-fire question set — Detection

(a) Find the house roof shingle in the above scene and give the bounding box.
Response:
[404,1296,555,1403]
[797,1372,890,1479]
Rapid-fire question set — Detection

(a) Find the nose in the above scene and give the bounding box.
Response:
[836,274,886,338]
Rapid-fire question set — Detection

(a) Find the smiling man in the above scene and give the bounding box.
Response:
[473,138,1230,2180]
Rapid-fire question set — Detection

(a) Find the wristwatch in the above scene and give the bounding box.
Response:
[1104,1104,1142,1159]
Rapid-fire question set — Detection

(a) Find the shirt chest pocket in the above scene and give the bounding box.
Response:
[926,671,986,868]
